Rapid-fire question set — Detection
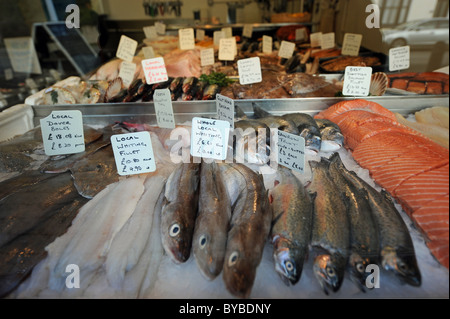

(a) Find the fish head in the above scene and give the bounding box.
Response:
[273,237,304,286]
[313,254,345,295]
[299,129,321,154]
[222,241,256,299]
[320,128,344,152]
[193,231,227,280]
[382,247,421,287]
[348,253,372,292]
[160,202,193,263]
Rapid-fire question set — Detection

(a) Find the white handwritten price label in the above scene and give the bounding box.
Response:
[213,31,225,47]
[343,66,372,96]
[143,26,157,39]
[219,38,236,61]
[295,28,307,42]
[154,89,175,129]
[179,28,195,50]
[201,48,215,67]
[116,35,138,62]
[277,130,305,173]
[237,57,262,85]
[278,41,295,59]
[118,61,137,87]
[222,27,233,38]
[310,32,323,48]
[196,29,205,41]
[321,32,335,50]
[216,94,235,129]
[4,68,13,81]
[142,57,169,85]
[342,33,363,56]
[143,46,155,59]
[389,45,410,71]
[111,132,156,176]
[40,110,85,156]
[155,22,166,35]
[262,35,273,54]
[190,117,230,160]
[243,24,253,38]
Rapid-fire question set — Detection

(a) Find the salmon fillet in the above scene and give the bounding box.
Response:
[407,81,426,94]
[413,193,449,242]
[427,238,449,269]
[394,164,449,214]
[353,131,448,171]
[390,78,409,90]
[425,82,443,95]
[370,155,448,193]
[314,99,397,121]
[342,121,418,150]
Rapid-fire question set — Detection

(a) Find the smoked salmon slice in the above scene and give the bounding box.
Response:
[314,99,397,121]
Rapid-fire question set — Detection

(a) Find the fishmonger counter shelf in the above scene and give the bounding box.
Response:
[31,95,450,127]
[3,96,449,299]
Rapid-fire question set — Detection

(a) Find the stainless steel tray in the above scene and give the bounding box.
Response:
[32,95,449,127]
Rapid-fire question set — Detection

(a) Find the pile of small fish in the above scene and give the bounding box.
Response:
[41,76,222,105]
[155,151,422,298]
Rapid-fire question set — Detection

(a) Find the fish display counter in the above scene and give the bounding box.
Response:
[0,94,448,299]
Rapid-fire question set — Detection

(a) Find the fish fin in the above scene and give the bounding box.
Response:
[252,103,272,118]
[309,191,317,202]
[328,152,342,164]
[272,210,284,226]
[234,104,248,119]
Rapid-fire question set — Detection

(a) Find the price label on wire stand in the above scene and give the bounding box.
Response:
[40,110,85,156]
[111,131,156,176]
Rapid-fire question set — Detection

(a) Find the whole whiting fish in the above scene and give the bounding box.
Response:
[269,166,313,286]
[308,158,350,295]
[328,153,380,291]
[282,113,322,154]
[192,161,232,280]
[315,119,344,152]
[339,167,422,287]
[160,163,200,264]
[222,164,272,299]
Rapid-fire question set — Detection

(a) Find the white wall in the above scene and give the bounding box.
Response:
[97,0,265,23]
[407,0,437,21]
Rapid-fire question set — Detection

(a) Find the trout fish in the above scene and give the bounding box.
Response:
[328,153,380,291]
[338,166,422,287]
[269,166,313,285]
[308,158,350,295]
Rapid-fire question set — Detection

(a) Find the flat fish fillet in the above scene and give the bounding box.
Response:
[105,171,169,290]
[415,106,449,129]
[314,99,397,122]
[49,177,145,292]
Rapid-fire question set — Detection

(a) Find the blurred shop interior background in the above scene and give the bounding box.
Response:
[0,0,448,110]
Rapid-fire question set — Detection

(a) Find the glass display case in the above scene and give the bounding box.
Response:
[0,0,448,302]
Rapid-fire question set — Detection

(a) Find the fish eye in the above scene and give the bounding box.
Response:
[169,223,180,237]
[228,251,239,267]
[285,261,294,272]
[199,235,207,249]
[356,262,365,273]
[326,266,336,277]
[397,261,409,272]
